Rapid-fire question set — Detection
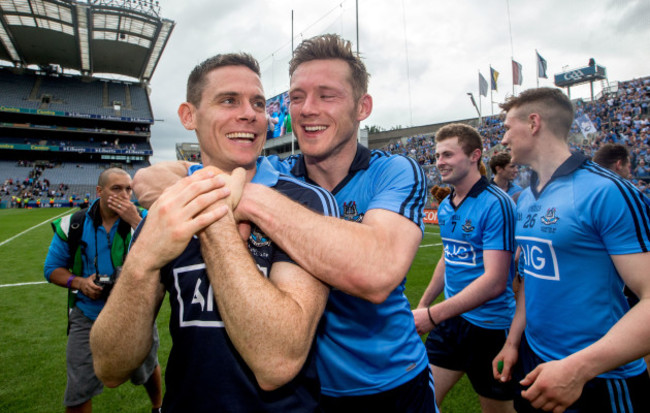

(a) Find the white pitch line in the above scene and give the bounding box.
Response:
[0,281,47,288]
[420,242,443,248]
[0,209,73,248]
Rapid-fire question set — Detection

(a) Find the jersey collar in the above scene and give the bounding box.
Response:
[289,143,371,194]
[529,152,588,198]
[449,176,489,208]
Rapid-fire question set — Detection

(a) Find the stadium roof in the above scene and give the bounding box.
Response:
[0,0,174,82]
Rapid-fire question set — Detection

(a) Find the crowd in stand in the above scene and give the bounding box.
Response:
[382,76,650,200]
[1,161,90,208]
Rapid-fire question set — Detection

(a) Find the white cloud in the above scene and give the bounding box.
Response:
[148,0,650,162]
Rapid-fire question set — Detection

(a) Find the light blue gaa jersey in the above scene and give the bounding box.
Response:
[267,144,430,397]
[438,176,516,329]
[516,153,650,379]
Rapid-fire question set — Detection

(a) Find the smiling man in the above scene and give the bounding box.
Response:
[133,34,436,412]
[90,53,338,412]
[493,87,650,413]
[413,124,516,413]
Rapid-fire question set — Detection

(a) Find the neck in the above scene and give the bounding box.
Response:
[452,172,481,202]
[493,175,510,191]
[530,138,572,190]
[303,140,357,191]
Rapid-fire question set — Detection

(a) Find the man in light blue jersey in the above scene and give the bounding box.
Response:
[134,34,436,413]
[414,124,516,413]
[493,87,650,413]
[489,152,523,199]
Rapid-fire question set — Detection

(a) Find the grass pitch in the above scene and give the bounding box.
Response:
[0,208,480,412]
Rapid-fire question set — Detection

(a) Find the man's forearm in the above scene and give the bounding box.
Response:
[200,212,327,390]
[237,183,421,303]
[417,257,445,308]
[133,161,190,208]
[90,253,163,387]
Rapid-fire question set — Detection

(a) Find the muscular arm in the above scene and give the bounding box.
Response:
[132,161,192,209]
[428,249,511,324]
[412,257,445,335]
[493,279,526,383]
[520,252,650,411]
[199,211,328,391]
[90,168,231,386]
[417,256,445,309]
[236,183,422,304]
[413,249,511,335]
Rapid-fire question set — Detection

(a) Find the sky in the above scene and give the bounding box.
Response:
[146,0,650,162]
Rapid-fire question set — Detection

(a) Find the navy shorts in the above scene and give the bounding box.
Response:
[514,334,650,413]
[425,315,515,400]
[318,366,438,413]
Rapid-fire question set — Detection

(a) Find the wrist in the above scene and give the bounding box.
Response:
[66,275,77,289]
[427,307,437,328]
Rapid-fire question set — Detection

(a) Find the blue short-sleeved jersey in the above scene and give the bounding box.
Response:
[154,158,338,412]
[438,177,516,329]
[516,153,650,379]
[267,144,430,397]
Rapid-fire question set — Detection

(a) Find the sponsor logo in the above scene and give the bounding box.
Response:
[517,236,560,280]
[172,264,224,328]
[442,237,477,267]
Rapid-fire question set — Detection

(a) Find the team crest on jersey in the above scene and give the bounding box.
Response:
[461,219,475,233]
[540,208,559,225]
[249,227,272,247]
[342,201,364,222]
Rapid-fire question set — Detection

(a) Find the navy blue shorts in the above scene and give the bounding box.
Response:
[425,315,515,401]
[514,334,650,413]
[318,366,438,413]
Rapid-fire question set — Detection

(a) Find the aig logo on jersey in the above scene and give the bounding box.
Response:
[172,264,224,328]
[517,236,560,281]
[442,237,477,266]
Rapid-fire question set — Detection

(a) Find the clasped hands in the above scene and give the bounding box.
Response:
[132,166,249,271]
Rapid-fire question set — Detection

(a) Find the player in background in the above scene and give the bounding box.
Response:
[493,87,650,412]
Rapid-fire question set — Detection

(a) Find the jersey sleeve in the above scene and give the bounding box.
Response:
[583,178,650,255]
[43,234,70,281]
[367,155,427,232]
[482,190,516,252]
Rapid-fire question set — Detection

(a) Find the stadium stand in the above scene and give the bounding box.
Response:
[0,0,174,209]
[379,76,650,204]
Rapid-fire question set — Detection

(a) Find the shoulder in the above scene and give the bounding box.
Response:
[367,151,425,184]
[274,174,339,218]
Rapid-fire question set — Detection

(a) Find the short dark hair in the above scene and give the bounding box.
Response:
[289,34,369,101]
[98,167,129,187]
[186,53,261,107]
[489,152,512,174]
[592,143,630,170]
[435,123,483,157]
[500,87,574,139]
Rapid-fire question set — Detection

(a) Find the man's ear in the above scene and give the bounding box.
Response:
[178,102,196,131]
[357,94,373,122]
[529,112,542,135]
[469,148,482,164]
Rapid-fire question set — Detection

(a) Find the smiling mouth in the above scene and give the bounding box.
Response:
[226,132,255,141]
[303,125,327,132]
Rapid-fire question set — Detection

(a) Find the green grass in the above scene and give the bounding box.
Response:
[0,210,479,412]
